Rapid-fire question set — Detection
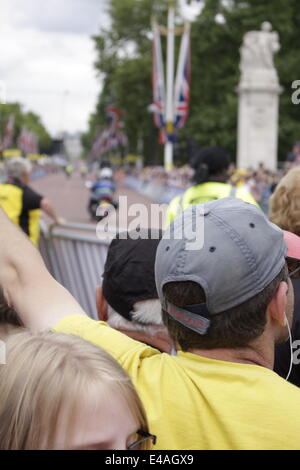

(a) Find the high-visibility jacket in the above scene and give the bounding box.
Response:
[0,182,43,246]
[165,182,258,226]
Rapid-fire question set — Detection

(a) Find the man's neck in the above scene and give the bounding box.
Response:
[207,174,228,183]
[183,319,281,369]
[188,333,276,370]
[188,347,272,369]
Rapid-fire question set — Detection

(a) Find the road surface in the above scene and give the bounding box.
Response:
[31,171,166,235]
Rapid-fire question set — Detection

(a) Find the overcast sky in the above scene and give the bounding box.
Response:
[0,0,110,137]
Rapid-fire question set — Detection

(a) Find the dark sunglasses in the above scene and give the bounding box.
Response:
[287,257,300,280]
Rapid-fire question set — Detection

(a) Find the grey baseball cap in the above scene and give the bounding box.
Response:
[155,198,289,335]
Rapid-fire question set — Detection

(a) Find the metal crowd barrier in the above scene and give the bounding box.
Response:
[39,221,115,319]
[124,176,185,204]
[123,176,270,214]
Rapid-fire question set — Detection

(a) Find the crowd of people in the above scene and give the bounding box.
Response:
[133,143,300,214]
[1,146,300,450]
[0,147,300,450]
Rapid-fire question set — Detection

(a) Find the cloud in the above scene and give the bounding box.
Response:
[0,0,109,35]
[0,0,109,136]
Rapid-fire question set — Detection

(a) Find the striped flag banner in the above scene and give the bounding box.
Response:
[88,133,103,161]
[18,127,39,155]
[173,23,191,130]
[88,108,128,161]
[152,20,166,131]
[2,115,15,150]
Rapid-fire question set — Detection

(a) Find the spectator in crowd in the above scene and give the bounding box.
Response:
[229,166,282,214]
[269,167,300,236]
[230,168,249,189]
[0,162,5,183]
[2,200,300,449]
[165,146,258,225]
[98,229,172,353]
[0,158,63,246]
[79,163,88,179]
[0,330,155,450]
[64,164,74,178]
[0,287,22,339]
[133,161,281,213]
[285,142,300,169]
[269,167,300,386]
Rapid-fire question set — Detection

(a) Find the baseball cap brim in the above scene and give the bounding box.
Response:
[284,231,300,260]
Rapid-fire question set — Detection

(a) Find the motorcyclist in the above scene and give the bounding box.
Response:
[88,167,118,219]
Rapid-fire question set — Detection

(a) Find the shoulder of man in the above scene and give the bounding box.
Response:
[53,314,162,366]
[22,185,43,211]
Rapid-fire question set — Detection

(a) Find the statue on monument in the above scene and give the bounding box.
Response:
[237,22,282,171]
[239,22,280,86]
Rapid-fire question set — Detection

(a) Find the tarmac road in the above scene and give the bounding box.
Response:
[31,171,166,235]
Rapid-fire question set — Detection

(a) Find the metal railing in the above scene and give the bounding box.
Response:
[39,221,114,319]
[124,176,185,204]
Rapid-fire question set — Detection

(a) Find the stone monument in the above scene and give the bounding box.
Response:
[237,22,282,170]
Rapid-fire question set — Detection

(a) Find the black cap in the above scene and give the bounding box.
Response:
[191,145,230,173]
[102,229,163,321]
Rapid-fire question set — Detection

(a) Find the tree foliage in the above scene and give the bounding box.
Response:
[84,0,300,166]
[0,102,51,153]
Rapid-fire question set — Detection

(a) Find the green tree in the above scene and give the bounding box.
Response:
[83,0,162,163]
[0,102,51,154]
[85,0,300,166]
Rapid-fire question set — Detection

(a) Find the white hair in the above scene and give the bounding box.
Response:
[107,299,166,336]
[6,158,32,180]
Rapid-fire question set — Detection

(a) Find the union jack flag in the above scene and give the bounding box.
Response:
[18,127,39,155]
[87,108,128,162]
[174,24,191,130]
[88,133,104,161]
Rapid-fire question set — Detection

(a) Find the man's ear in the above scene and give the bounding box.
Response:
[268,281,288,327]
[95,286,108,322]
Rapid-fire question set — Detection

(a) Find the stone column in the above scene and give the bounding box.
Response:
[237,22,282,171]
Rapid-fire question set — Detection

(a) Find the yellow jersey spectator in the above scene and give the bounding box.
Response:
[165,146,258,226]
[0,158,62,246]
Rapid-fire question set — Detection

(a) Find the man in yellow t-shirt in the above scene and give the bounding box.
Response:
[165,146,258,226]
[1,200,300,449]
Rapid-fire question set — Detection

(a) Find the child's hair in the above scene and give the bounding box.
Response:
[0,330,150,449]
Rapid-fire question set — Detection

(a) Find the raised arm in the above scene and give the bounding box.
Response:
[40,197,64,224]
[0,208,86,331]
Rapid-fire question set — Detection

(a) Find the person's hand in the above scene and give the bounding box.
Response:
[48,217,66,234]
[54,217,66,226]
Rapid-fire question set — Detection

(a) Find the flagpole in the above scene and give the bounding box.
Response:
[164,0,175,172]
[174,22,190,118]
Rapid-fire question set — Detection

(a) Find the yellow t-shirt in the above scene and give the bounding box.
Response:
[54,315,300,450]
[0,183,41,246]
